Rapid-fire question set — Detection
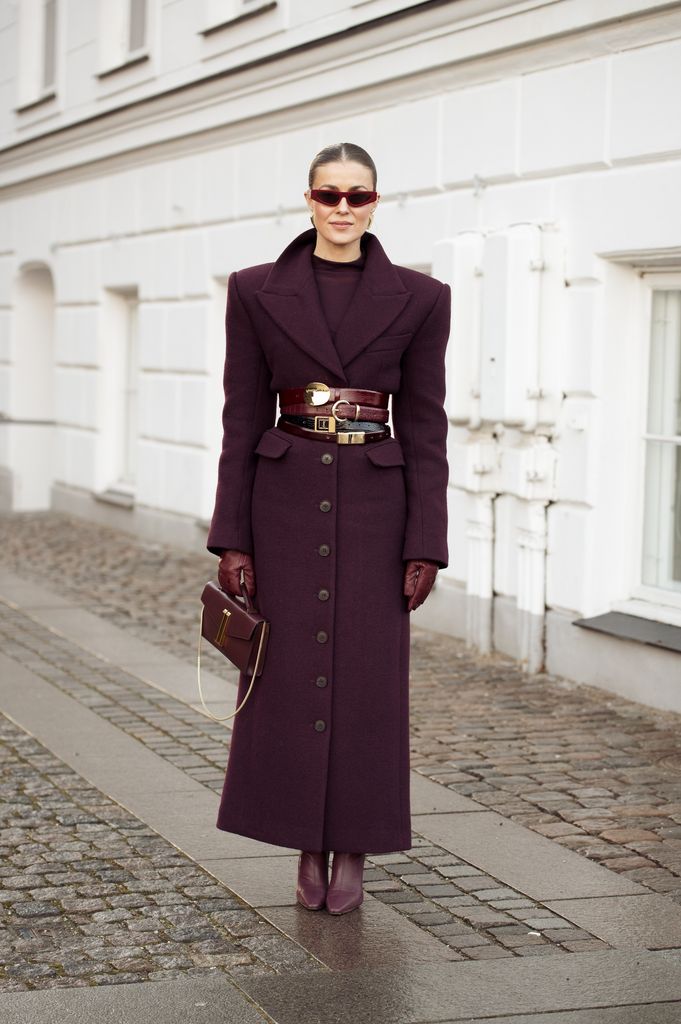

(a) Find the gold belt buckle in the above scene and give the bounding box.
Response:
[314,414,336,433]
[337,431,366,444]
[305,382,331,406]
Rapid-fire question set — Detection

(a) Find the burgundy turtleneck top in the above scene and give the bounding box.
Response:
[311,242,366,339]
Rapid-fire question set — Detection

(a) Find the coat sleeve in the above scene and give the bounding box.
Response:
[206,270,276,556]
[391,280,451,569]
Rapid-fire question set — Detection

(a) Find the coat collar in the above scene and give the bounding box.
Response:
[255,227,412,382]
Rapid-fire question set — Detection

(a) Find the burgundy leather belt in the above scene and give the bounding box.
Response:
[278,384,389,409]
[280,403,388,423]
[278,383,390,430]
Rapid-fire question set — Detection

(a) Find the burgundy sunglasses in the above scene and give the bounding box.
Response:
[310,188,377,207]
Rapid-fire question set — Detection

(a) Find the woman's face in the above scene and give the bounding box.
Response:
[305,160,379,250]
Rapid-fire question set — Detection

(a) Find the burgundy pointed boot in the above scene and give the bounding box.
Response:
[325,852,365,914]
[296,850,330,910]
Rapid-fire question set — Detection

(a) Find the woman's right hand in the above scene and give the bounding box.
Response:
[218,549,256,598]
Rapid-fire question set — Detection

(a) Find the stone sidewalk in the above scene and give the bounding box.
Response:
[1,510,681,1021]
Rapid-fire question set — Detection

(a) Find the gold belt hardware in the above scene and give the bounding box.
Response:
[215,608,231,647]
[305,382,331,406]
[337,432,367,444]
[314,415,336,432]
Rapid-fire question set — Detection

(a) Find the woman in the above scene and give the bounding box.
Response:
[206,142,450,915]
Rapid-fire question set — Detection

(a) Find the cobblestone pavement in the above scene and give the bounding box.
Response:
[2,509,681,907]
[0,715,322,992]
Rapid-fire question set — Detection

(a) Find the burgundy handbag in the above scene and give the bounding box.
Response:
[197,579,270,722]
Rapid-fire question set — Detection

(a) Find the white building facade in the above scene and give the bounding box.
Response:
[1,0,680,709]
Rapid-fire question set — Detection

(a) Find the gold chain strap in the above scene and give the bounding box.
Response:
[196,604,258,722]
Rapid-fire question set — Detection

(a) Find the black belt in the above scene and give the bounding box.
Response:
[280,413,387,433]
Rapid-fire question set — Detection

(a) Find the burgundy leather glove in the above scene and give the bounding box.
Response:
[218,549,256,599]
[403,559,439,612]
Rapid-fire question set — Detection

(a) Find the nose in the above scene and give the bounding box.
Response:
[336,197,350,213]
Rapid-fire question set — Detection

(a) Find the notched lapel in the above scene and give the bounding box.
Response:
[255,227,413,380]
[255,285,347,381]
[334,276,411,366]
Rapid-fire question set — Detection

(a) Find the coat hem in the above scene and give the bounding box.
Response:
[216,817,413,855]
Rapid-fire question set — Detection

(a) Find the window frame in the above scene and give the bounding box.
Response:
[14,0,59,113]
[96,0,151,80]
[201,0,276,36]
[630,270,681,613]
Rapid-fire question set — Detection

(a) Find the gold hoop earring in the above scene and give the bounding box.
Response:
[368,213,374,229]
[310,214,315,226]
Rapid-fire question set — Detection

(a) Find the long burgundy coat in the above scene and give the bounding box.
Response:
[206,226,450,854]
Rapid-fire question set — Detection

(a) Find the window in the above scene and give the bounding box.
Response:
[641,284,681,601]
[128,0,147,53]
[97,287,139,505]
[120,296,139,488]
[42,0,57,90]
[97,0,149,77]
[15,0,58,110]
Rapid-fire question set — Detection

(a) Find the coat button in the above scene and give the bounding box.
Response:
[318,543,330,556]
[319,500,332,512]
[316,630,328,643]
[321,453,334,464]
[318,588,330,601]
[314,719,326,731]
[316,675,328,687]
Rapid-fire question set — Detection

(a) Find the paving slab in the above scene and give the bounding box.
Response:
[133,658,238,709]
[0,974,270,1024]
[260,897,466,968]
[18,602,187,662]
[413,812,645,901]
[238,950,681,1024]
[544,894,681,950]
[435,1005,681,1024]
[0,570,79,609]
[410,772,484,815]
[202,854,302,906]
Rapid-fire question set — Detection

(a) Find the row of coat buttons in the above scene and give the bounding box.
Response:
[314,452,333,732]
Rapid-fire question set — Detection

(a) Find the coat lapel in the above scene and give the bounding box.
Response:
[255,227,412,381]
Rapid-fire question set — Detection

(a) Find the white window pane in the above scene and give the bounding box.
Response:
[122,299,139,484]
[129,0,146,52]
[642,440,681,592]
[42,0,56,89]
[647,290,681,437]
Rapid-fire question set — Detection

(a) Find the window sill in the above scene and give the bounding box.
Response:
[93,486,136,510]
[572,610,681,656]
[15,89,57,114]
[612,597,681,628]
[201,1,277,37]
[97,51,150,80]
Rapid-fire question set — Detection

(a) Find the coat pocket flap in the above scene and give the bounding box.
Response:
[365,439,406,467]
[254,430,293,459]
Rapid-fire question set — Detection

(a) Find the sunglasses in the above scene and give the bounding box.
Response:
[310,188,377,208]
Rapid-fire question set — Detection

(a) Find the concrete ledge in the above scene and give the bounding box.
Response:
[0,974,269,1024]
[237,950,681,1023]
[412,811,645,901]
[546,607,681,714]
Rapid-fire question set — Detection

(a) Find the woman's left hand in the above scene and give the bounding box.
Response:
[403,559,439,611]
